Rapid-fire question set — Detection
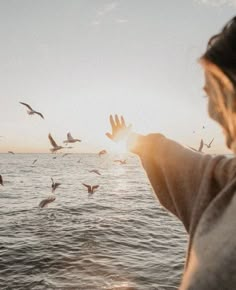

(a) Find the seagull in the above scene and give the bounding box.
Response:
[51,178,61,193]
[89,169,101,175]
[114,159,127,164]
[8,151,15,154]
[82,183,99,196]
[19,102,44,119]
[0,175,3,186]
[38,196,56,208]
[63,132,81,144]
[98,149,107,157]
[48,133,65,153]
[188,139,204,153]
[32,159,38,165]
[62,153,70,158]
[204,138,214,148]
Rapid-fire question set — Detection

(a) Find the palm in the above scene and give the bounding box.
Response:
[106,115,131,142]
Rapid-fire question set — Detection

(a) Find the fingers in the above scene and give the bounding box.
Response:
[115,114,121,128]
[109,114,127,133]
[121,115,126,127]
[110,115,115,130]
[106,132,112,140]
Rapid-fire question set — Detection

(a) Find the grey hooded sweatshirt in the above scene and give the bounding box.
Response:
[129,133,236,290]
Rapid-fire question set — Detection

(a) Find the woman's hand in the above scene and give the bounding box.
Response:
[106,114,132,142]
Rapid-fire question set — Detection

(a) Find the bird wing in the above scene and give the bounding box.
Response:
[209,138,214,146]
[82,183,91,192]
[89,169,99,174]
[35,111,44,119]
[67,132,73,141]
[19,102,33,111]
[52,182,61,192]
[199,139,204,152]
[39,196,56,208]
[0,175,3,185]
[48,134,58,148]
[32,159,37,164]
[92,185,99,191]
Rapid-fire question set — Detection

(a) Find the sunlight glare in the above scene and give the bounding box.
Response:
[111,140,128,154]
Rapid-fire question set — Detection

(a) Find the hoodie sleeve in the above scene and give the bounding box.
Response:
[127,133,236,232]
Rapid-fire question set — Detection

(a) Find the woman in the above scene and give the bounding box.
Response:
[106,17,236,289]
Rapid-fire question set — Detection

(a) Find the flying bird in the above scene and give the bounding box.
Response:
[98,149,107,157]
[19,102,44,119]
[0,175,3,186]
[38,196,56,208]
[82,183,99,196]
[89,169,101,175]
[63,132,81,144]
[51,178,61,193]
[32,159,38,165]
[8,151,15,154]
[204,138,214,148]
[188,139,204,153]
[48,133,65,153]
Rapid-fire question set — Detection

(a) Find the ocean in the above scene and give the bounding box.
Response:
[0,153,187,290]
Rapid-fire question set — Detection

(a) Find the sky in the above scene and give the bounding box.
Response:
[0,0,235,154]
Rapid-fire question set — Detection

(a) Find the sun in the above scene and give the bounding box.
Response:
[111,140,128,154]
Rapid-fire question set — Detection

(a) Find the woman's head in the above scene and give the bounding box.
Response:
[200,16,236,152]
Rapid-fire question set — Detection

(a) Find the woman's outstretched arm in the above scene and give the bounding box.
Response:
[106,115,233,233]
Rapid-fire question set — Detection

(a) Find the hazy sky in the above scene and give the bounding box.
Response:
[0,0,235,153]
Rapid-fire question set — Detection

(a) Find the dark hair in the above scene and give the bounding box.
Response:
[202,16,236,87]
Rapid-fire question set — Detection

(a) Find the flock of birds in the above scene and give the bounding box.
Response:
[1,101,215,207]
[1,102,128,208]
[19,101,82,153]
